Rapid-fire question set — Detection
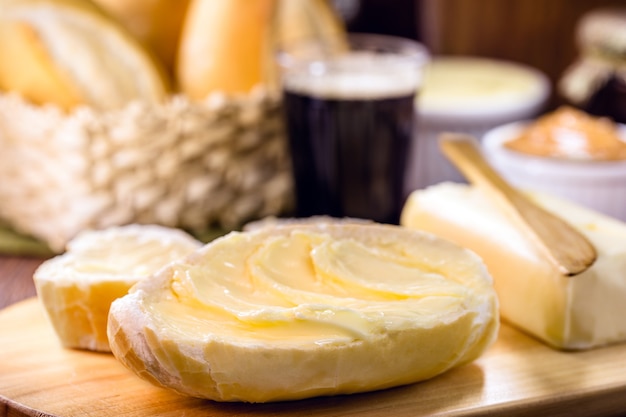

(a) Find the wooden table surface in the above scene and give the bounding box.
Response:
[0,254,45,310]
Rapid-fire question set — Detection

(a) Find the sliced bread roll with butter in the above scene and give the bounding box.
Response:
[108,223,499,402]
[401,182,626,350]
[34,225,202,352]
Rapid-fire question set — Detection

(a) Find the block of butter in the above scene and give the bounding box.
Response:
[401,182,626,350]
[108,223,498,402]
[34,224,202,352]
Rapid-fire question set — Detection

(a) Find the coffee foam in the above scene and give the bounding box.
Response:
[283,52,422,100]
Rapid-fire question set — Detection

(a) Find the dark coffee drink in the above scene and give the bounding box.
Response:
[284,89,415,224]
[279,36,428,224]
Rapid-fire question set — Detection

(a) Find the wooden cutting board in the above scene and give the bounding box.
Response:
[2,298,626,417]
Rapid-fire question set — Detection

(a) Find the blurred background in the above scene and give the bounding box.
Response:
[2,0,626,255]
[335,0,625,108]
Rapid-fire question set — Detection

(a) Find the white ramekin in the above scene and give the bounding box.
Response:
[482,121,626,221]
[405,56,551,193]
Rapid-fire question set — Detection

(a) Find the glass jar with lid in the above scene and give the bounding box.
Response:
[559,7,626,123]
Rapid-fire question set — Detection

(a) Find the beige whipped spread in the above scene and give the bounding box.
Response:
[505,106,626,160]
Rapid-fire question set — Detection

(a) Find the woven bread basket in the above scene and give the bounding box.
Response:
[0,87,293,252]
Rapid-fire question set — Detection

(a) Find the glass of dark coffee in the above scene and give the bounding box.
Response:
[278,34,429,224]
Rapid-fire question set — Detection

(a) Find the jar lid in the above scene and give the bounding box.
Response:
[416,56,550,124]
[577,8,626,57]
[560,8,626,108]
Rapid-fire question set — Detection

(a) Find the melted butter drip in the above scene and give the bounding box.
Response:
[149,230,473,345]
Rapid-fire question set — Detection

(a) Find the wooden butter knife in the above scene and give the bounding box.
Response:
[439,133,597,276]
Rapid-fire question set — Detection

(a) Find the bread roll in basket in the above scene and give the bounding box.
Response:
[0,0,299,252]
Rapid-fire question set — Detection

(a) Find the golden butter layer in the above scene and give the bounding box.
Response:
[147,230,475,344]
